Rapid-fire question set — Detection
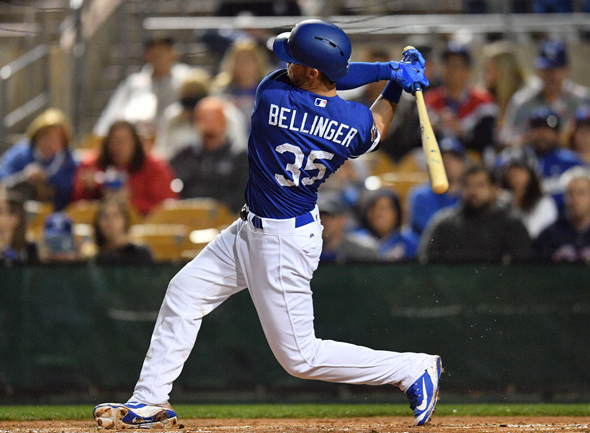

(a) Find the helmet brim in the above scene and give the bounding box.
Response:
[273,32,299,65]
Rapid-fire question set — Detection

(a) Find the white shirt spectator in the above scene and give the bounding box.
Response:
[94,63,193,137]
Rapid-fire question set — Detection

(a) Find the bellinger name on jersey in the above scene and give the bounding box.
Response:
[268,103,358,147]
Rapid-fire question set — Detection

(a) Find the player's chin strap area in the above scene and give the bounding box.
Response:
[240,204,316,230]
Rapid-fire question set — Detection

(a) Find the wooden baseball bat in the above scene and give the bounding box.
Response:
[403,46,449,195]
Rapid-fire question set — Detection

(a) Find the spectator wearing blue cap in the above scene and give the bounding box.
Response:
[424,43,499,156]
[318,193,380,264]
[498,147,558,239]
[501,40,590,147]
[39,212,80,263]
[506,107,583,211]
[406,137,466,235]
[567,106,590,165]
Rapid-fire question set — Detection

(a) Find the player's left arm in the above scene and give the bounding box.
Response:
[336,48,428,91]
[370,48,429,139]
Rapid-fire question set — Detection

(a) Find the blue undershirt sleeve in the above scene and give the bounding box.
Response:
[336,62,391,90]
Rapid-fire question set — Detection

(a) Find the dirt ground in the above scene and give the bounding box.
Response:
[1,417,590,433]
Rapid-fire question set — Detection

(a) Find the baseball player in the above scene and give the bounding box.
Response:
[94,20,442,429]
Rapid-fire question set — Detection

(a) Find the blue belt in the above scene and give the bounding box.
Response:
[241,205,315,230]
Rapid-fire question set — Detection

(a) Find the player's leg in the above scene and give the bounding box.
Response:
[237,209,440,423]
[95,220,247,429]
[132,220,247,405]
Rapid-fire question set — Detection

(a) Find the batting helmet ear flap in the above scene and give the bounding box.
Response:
[272,20,351,81]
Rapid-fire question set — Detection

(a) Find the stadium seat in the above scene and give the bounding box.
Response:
[129,223,193,262]
[25,200,54,242]
[64,200,143,226]
[144,198,236,231]
[377,171,428,205]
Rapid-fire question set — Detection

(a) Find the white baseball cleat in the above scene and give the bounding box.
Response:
[93,402,177,429]
[406,357,442,426]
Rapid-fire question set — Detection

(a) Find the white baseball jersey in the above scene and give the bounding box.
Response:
[131,70,437,405]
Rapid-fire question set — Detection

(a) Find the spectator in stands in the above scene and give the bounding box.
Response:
[351,46,390,108]
[498,147,558,239]
[481,41,526,128]
[154,69,248,161]
[211,39,270,130]
[169,97,248,213]
[0,109,77,211]
[72,120,177,216]
[154,68,212,160]
[501,41,590,147]
[355,188,419,261]
[94,37,193,137]
[0,189,38,265]
[499,107,583,210]
[567,106,590,165]
[534,167,590,262]
[93,198,153,265]
[533,0,573,13]
[419,164,531,263]
[425,43,498,156]
[38,212,80,263]
[406,137,465,235]
[318,193,380,264]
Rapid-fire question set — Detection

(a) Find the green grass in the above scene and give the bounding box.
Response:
[0,404,589,421]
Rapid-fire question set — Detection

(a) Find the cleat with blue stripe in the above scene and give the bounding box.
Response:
[406,357,442,426]
[93,402,177,429]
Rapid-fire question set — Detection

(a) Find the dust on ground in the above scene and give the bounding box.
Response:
[1,417,589,432]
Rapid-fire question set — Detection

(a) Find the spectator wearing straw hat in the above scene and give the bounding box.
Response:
[0,108,77,210]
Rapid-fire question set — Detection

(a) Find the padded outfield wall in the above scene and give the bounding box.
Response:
[1,263,589,401]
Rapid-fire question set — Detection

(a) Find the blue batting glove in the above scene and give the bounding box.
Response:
[389,49,429,94]
[401,48,426,68]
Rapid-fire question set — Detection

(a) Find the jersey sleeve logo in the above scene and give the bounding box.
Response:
[315,98,327,108]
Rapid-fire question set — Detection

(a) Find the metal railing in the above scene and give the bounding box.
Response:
[143,12,590,35]
[0,44,50,151]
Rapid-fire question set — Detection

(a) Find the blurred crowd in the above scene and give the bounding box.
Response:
[2,29,590,266]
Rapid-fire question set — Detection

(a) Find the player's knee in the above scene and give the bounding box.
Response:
[280,358,316,380]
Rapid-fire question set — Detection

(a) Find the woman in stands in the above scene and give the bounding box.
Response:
[499,148,558,239]
[93,198,152,265]
[0,188,38,265]
[71,120,177,215]
[355,188,419,261]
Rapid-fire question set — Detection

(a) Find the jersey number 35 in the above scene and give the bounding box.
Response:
[274,144,334,187]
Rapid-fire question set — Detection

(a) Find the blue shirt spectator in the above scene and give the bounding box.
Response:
[533,167,590,262]
[499,108,583,211]
[356,188,418,261]
[407,137,465,234]
[0,109,77,210]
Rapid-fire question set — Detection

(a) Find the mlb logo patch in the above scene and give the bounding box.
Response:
[315,98,327,108]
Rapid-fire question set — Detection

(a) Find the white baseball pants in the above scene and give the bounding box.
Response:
[132,206,438,405]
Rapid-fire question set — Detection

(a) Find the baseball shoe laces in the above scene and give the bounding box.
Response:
[93,401,177,429]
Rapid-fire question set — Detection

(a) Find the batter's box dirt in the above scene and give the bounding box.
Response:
[1,417,590,432]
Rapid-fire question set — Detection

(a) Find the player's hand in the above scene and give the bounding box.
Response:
[389,49,429,94]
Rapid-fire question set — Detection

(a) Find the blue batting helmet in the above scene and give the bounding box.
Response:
[273,20,351,82]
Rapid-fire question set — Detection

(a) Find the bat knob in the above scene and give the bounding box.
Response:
[432,180,450,195]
